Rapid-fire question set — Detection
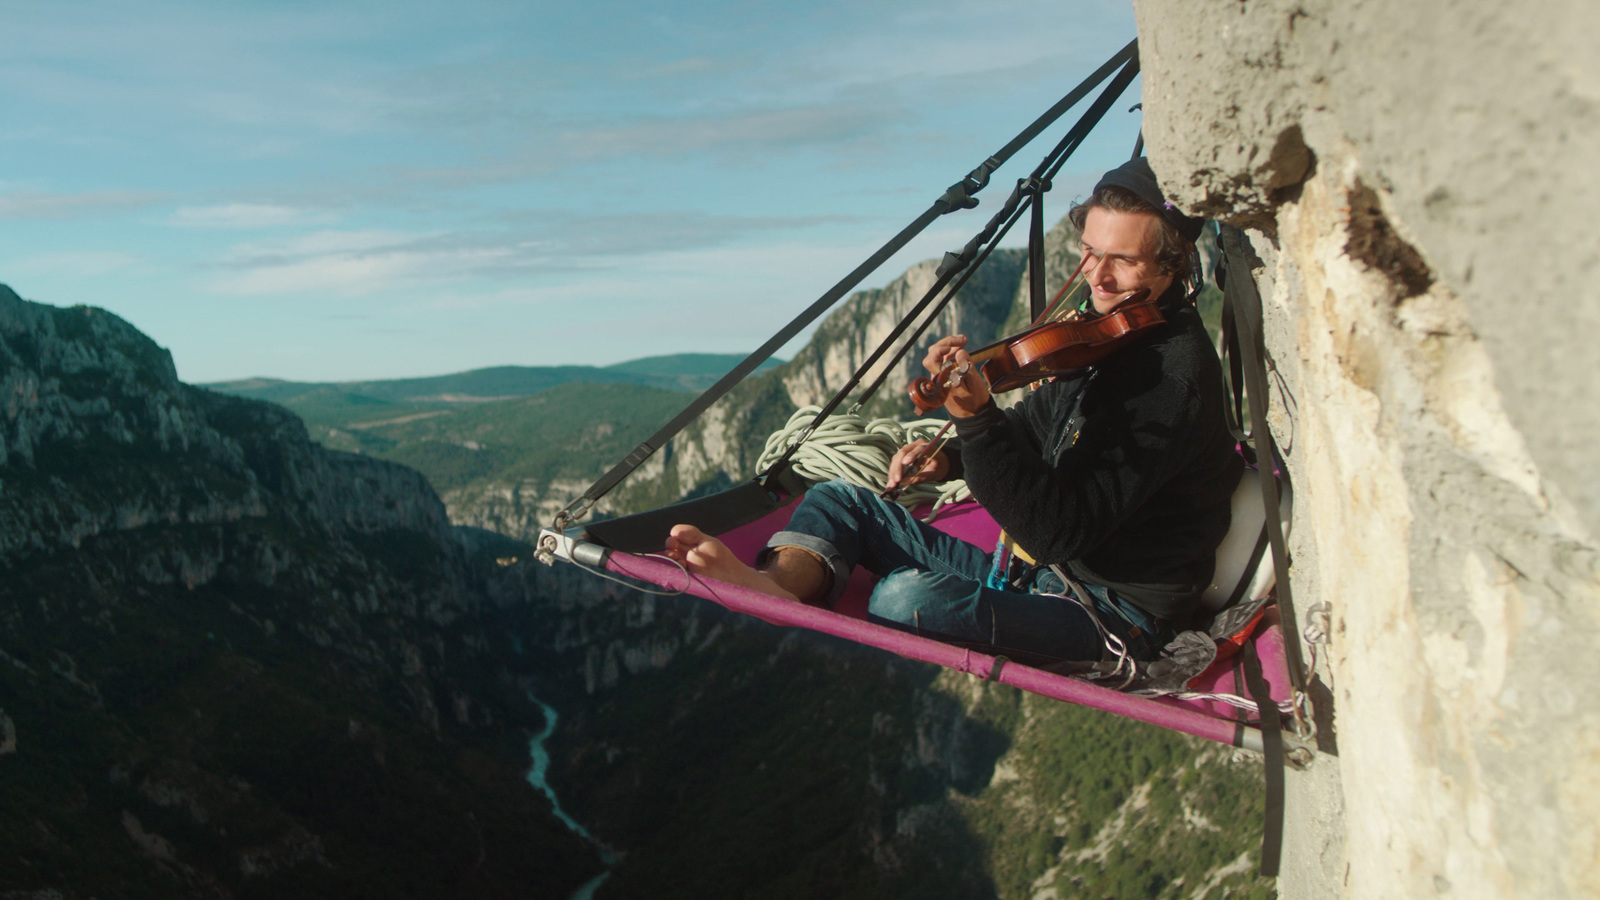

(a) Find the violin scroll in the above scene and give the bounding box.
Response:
[908,377,945,417]
[908,361,969,417]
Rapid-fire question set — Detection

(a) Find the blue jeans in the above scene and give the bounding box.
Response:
[765,480,1170,662]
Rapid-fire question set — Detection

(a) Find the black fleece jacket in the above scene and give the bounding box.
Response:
[950,289,1243,623]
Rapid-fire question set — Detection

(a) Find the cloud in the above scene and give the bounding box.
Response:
[0,189,165,220]
[558,104,901,161]
[210,229,467,295]
[492,209,852,258]
[2,4,406,140]
[375,0,1130,192]
[407,101,908,188]
[224,229,423,261]
[170,203,332,228]
[5,250,144,276]
[207,208,852,297]
[422,223,977,330]
[215,243,510,297]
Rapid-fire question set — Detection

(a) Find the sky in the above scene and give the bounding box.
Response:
[1,0,1144,384]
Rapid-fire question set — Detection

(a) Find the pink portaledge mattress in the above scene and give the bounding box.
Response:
[593,499,1292,752]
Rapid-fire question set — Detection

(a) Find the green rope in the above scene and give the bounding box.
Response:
[757,407,972,520]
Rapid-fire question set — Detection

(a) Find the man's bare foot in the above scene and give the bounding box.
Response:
[664,524,801,603]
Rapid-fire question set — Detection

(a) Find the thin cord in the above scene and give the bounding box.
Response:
[569,553,691,597]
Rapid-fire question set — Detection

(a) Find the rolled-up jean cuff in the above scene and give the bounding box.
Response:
[762,531,851,607]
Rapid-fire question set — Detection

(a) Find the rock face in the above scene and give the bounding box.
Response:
[0,287,454,564]
[0,286,603,898]
[1133,3,1600,897]
[779,248,1031,411]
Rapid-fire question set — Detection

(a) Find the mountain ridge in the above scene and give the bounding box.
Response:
[0,283,606,898]
[203,353,783,409]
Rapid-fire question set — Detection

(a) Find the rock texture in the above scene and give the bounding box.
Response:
[0,285,603,898]
[779,248,1030,411]
[1133,3,1600,897]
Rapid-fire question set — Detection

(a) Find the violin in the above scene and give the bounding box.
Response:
[908,288,1162,415]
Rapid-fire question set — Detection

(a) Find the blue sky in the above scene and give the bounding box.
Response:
[2,1,1143,384]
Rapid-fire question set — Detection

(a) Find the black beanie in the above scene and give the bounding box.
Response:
[1092,157,1205,244]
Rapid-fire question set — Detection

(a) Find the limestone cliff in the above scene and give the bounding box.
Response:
[0,285,603,898]
[1132,3,1600,897]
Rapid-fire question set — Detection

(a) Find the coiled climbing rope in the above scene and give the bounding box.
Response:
[757,406,971,520]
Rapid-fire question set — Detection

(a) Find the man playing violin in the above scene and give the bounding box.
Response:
[667,158,1243,665]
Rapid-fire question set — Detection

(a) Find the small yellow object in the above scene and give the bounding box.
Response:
[999,530,1036,565]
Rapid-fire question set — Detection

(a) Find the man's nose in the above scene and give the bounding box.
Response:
[1085,255,1111,286]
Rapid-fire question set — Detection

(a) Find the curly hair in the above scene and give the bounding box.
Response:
[1066,185,1193,279]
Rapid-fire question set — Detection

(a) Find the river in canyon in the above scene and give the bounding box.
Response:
[526,695,614,900]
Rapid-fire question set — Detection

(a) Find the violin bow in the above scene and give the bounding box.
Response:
[880,417,960,501]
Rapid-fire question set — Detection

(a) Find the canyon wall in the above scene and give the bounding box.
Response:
[0,285,604,897]
[1133,2,1600,897]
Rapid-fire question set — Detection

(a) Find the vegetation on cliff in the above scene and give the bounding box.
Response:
[0,288,603,898]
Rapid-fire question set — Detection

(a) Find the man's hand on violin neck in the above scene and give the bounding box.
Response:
[923,335,967,374]
[925,335,991,418]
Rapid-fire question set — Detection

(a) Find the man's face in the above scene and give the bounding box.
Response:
[1079,206,1175,315]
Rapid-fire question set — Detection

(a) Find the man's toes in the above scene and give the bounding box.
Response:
[670,523,707,545]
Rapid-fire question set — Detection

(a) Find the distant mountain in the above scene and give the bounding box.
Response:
[319,382,706,537]
[205,354,782,414]
[202,355,787,529]
[195,245,1044,540]
[601,352,782,391]
[202,216,1223,542]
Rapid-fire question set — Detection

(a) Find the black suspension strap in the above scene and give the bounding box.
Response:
[827,52,1142,417]
[849,177,1041,409]
[1029,175,1049,322]
[1216,229,1252,458]
[1217,224,1306,693]
[1218,223,1311,881]
[1241,640,1285,877]
[550,39,1140,530]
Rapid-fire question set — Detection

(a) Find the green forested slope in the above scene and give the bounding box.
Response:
[0,290,604,898]
[206,354,778,427]
[306,382,696,494]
